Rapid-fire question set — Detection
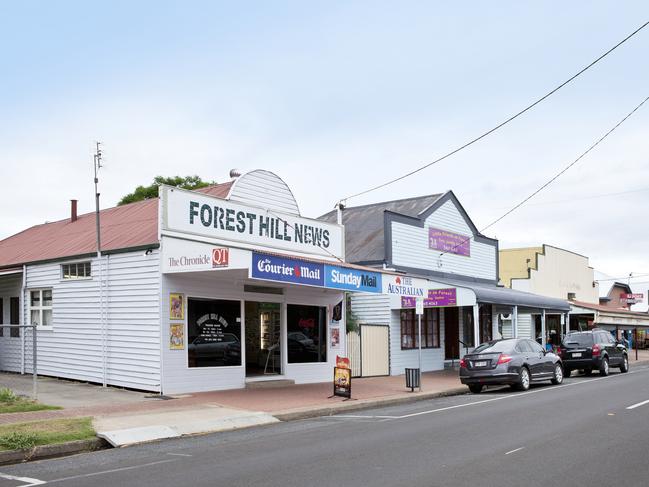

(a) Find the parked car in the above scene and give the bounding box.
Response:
[558,329,628,377]
[459,338,563,393]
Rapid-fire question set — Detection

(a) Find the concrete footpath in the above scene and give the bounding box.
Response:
[2,350,649,452]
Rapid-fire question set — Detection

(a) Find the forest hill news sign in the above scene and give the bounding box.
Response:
[428,227,471,257]
[161,186,344,259]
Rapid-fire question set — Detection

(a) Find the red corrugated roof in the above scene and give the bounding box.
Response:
[571,300,649,317]
[0,181,235,269]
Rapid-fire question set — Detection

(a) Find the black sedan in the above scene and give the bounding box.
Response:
[459,338,564,393]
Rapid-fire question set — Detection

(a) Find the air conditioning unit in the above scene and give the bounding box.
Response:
[499,313,512,321]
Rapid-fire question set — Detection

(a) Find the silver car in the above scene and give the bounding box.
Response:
[459,338,563,393]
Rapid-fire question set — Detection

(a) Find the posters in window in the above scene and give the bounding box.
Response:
[188,299,242,367]
[169,323,184,350]
[331,328,340,348]
[169,293,184,320]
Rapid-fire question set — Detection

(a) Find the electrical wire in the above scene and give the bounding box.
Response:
[341,20,649,203]
[437,94,649,260]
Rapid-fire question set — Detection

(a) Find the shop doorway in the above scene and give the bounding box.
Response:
[245,302,281,377]
[444,307,460,360]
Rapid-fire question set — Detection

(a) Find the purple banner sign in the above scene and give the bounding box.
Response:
[427,288,457,306]
[401,296,417,308]
[401,288,457,308]
[428,227,470,256]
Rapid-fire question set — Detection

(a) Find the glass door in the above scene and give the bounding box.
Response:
[245,302,281,377]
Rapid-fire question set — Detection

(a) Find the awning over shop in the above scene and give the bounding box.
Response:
[433,278,571,312]
[570,300,649,328]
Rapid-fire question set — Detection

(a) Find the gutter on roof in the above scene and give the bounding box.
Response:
[0,243,160,271]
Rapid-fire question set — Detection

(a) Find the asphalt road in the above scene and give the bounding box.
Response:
[2,365,649,487]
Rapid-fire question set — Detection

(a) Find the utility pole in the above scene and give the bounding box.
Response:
[94,142,102,257]
[93,142,107,387]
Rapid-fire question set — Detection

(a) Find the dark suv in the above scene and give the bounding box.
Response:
[558,329,629,377]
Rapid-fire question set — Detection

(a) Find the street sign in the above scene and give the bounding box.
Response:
[415,298,424,315]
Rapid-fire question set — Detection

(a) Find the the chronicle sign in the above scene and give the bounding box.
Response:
[161,186,344,259]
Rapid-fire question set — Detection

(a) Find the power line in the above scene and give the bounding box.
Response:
[493,186,649,209]
[595,274,649,282]
[479,95,649,233]
[438,94,649,260]
[341,20,649,203]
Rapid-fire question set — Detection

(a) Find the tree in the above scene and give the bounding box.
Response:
[118,175,216,205]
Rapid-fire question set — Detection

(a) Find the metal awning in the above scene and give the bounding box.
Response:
[433,278,571,311]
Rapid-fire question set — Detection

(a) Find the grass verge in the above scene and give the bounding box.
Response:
[0,387,60,414]
[0,417,95,451]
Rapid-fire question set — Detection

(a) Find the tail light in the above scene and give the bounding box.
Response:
[557,346,562,356]
[459,358,467,368]
[592,344,600,357]
[497,354,512,365]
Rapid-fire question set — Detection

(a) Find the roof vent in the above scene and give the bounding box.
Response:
[229,168,242,179]
[567,292,576,301]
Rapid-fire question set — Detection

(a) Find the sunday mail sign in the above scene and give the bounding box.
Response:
[161,186,344,259]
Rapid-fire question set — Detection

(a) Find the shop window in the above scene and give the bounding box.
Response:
[10,297,20,337]
[400,308,440,350]
[287,305,327,363]
[187,299,241,368]
[29,290,51,329]
[462,307,474,346]
[479,304,493,344]
[61,262,92,279]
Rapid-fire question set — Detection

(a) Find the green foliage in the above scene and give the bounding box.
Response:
[0,431,38,451]
[346,293,359,333]
[0,387,16,403]
[0,418,95,451]
[0,387,60,414]
[118,175,216,206]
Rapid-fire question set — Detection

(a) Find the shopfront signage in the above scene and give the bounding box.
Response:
[212,248,229,267]
[332,356,351,399]
[621,293,643,304]
[401,288,457,308]
[161,238,250,273]
[428,227,470,257]
[324,266,382,293]
[161,186,344,259]
[383,275,427,297]
[251,253,324,287]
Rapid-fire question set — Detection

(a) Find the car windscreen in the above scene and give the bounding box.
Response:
[473,341,514,353]
[563,333,593,347]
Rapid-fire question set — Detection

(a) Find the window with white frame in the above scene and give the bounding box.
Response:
[61,262,91,279]
[30,289,52,327]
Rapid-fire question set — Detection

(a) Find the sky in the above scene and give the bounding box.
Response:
[1,1,648,295]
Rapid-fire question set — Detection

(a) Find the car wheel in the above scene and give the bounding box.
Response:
[551,363,564,385]
[620,355,629,373]
[599,357,609,376]
[564,368,572,378]
[468,385,483,394]
[584,368,592,376]
[516,367,530,391]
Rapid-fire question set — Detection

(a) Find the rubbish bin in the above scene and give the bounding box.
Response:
[405,368,420,392]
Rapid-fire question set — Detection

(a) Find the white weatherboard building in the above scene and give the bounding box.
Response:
[320,192,570,377]
[0,170,387,393]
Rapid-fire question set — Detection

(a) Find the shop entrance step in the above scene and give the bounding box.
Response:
[245,378,296,389]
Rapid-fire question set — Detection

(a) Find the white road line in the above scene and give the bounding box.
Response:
[337,367,649,421]
[504,447,525,455]
[47,459,177,484]
[0,472,46,486]
[626,399,649,410]
[167,452,192,457]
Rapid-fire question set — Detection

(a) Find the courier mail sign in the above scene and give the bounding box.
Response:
[161,186,344,259]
